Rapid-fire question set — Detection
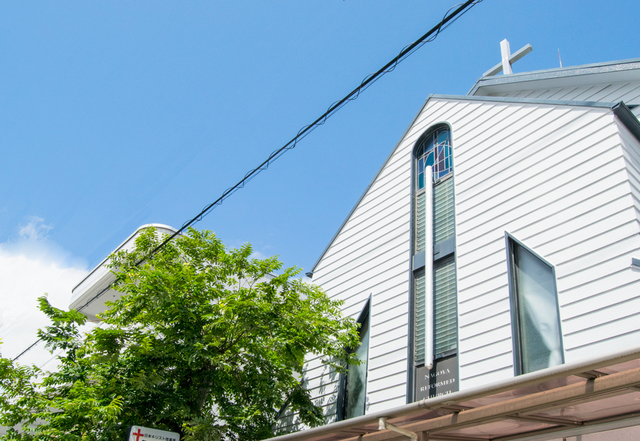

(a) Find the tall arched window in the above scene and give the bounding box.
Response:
[412,125,458,399]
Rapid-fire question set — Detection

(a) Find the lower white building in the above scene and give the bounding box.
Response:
[69,224,178,321]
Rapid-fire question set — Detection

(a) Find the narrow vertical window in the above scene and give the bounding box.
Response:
[507,235,564,375]
[337,299,370,420]
[412,125,458,400]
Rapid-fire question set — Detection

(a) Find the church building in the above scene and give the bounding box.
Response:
[272,44,640,441]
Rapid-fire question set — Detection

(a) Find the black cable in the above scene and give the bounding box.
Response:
[12,0,482,362]
[141,0,482,264]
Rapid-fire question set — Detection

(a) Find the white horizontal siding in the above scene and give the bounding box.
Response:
[460,332,512,366]
[459,325,512,353]
[368,346,407,374]
[315,195,410,275]
[458,283,508,317]
[460,365,514,391]
[368,358,406,383]
[440,95,640,389]
[314,223,410,292]
[459,309,511,343]
[460,351,514,386]
[563,278,640,334]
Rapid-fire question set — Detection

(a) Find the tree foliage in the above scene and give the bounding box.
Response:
[0,228,360,440]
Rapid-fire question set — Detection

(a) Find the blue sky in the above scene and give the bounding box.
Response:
[1,0,640,360]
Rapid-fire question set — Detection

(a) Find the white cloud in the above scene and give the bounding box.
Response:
[0,220,88,369]
[18,216,53,241]
[250,250,268,260]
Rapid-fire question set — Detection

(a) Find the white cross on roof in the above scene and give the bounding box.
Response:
[484,39,533,77]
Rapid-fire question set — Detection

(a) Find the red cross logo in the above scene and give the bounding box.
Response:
[132,428,144,441]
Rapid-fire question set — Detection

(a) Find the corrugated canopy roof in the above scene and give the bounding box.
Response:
[266,345,640,441]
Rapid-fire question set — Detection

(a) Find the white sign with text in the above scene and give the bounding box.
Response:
[128,425,180,441]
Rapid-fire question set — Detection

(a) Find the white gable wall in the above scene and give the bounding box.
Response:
[298,94,640,429]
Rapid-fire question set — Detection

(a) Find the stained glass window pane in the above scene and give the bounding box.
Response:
[417,129,451,183]
[425,151,434,167]
[424,137,434,153]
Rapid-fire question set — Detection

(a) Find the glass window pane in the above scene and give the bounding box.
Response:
[345,313,369,419]
[423,137,434,154]
[434,257,457,357]
[437,130,449,144]
[512,241,563,374]
[416,192,426,252]
[434,178,455,244]
[415,274,426,365]
[425,151,434,167]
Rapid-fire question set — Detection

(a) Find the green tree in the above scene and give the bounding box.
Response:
[0,228,360,440]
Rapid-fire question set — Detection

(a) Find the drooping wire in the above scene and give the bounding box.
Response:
[138,0,482,266]
[12,0,482,362]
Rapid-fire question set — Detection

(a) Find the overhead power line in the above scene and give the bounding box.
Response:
[13,0,482,362]
[143,0,483,264]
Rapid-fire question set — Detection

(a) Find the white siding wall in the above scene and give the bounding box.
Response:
[445,97,640,390]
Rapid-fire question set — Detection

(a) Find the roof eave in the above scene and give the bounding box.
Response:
[468,57,640,96]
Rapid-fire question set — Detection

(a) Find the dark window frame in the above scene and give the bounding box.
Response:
[409,124,459,404]
[505,232,564,376]
[336,296,371,421]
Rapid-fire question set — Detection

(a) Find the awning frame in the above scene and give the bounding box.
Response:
[267,345,640,441]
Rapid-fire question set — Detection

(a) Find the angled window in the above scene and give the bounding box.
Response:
[337,298,370,420]
[507,235,564,375]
